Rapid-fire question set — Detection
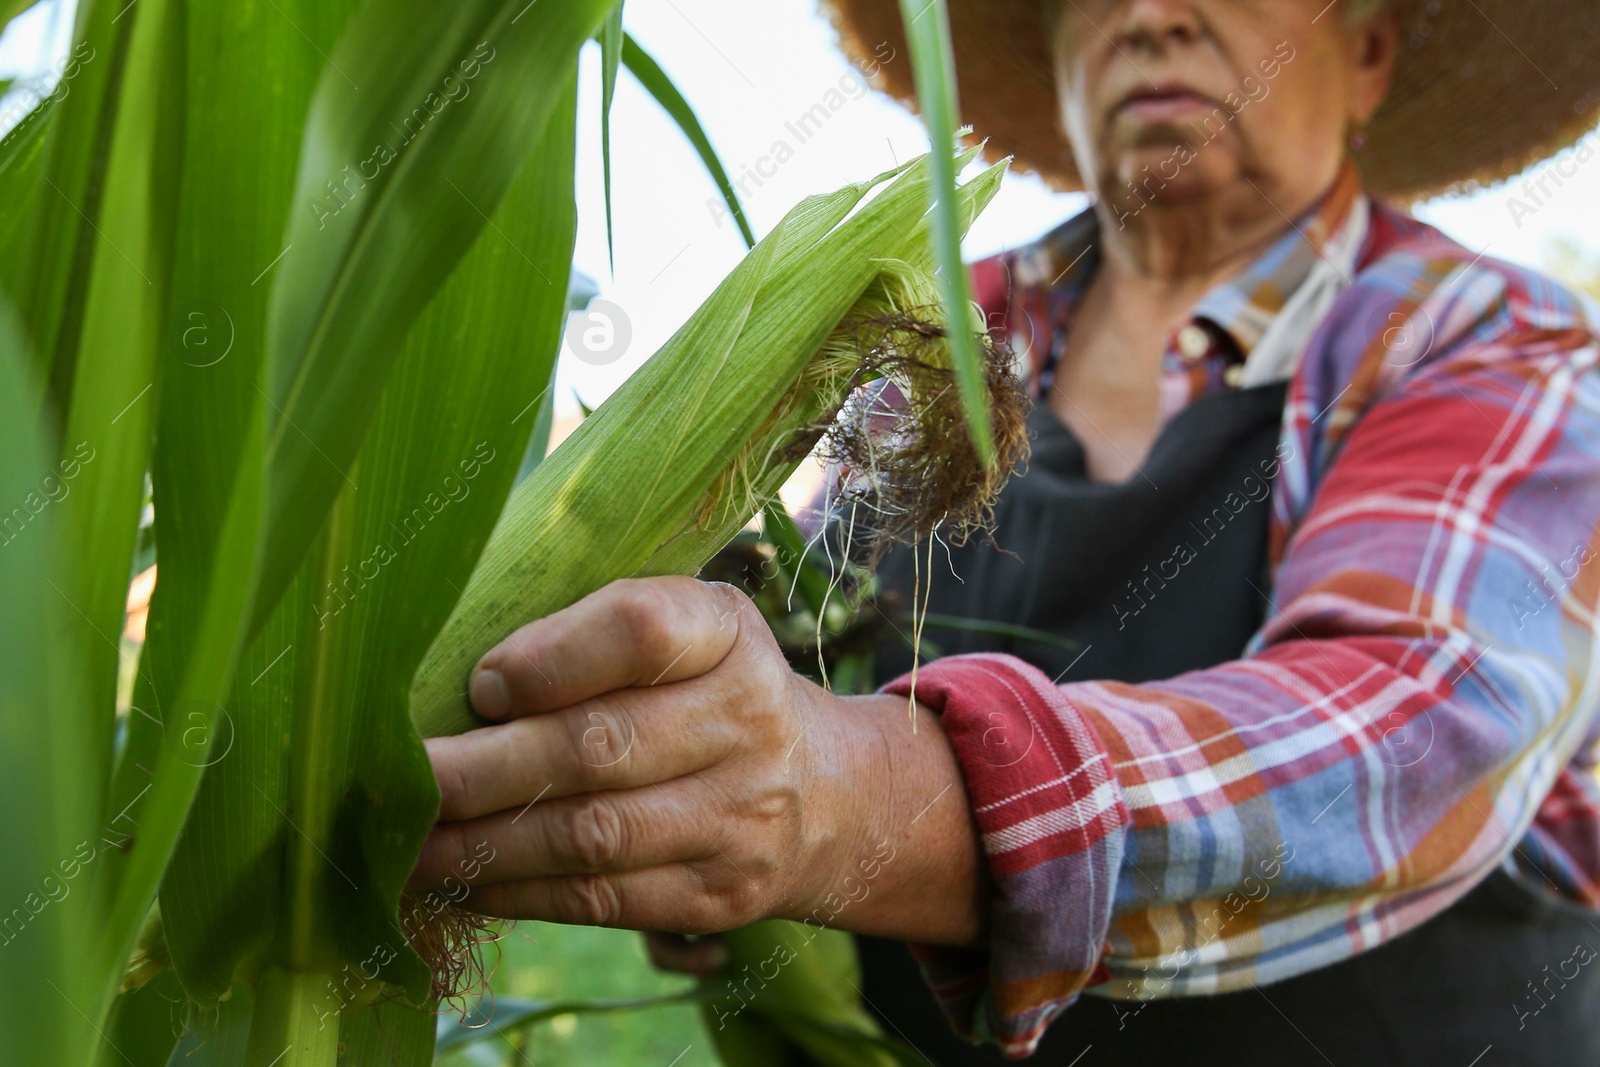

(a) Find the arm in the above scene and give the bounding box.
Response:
[881,327,1600,1055]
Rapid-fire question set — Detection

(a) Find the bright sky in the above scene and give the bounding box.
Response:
[5,0,1599,421]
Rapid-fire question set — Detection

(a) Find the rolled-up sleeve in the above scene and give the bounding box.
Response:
[883,325,1600,1058]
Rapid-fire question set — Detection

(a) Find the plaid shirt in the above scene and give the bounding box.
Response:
[873,162,1600,1058]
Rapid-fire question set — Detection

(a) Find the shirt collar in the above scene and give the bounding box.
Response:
[1003,158,1368,366]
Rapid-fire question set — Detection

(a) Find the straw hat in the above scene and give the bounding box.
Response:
[817,0,1600,201]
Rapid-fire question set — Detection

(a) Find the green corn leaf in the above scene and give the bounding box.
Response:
[599,0,625,274]
[55,0,184,830]
[254,0,618,634]
[0,96,50,318]
[20,0,138,405]
[0,304,102,1067]
[896,0,995,465]
[622,32,755,250]
[97,0,363,1038]
[336,999,436,1066]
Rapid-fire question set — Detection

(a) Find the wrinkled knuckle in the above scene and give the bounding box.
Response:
[563,798,625,871]
[715,878,767,929]
[616,581,679,661]
[678,864,742,934]
[746,784,801,830]
[563,874,624,927]
[743,690,794,749]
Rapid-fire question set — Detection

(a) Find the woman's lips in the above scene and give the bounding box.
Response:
[1116,89,1216,123]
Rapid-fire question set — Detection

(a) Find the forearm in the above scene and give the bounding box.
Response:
[778,687,989,947]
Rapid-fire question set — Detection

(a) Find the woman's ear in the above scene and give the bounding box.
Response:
[1349,9,1401,126]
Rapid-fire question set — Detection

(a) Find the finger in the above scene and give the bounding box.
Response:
[470,576,748,720]
[413,779,721,885]
[644,932,729,976]
[426,678,739,821]
[460,864,762,935]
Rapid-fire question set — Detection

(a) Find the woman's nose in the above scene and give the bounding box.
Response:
[1113,0,1203,52]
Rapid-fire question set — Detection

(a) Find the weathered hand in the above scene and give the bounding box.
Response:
[410,575,986,946]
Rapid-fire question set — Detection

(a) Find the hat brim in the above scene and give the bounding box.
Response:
[819,0,1600,202]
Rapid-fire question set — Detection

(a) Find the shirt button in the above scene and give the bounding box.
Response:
[1223,364,1247,389]
[1177,324,1211,361]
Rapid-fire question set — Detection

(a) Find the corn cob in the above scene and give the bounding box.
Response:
[410,145,1017,736]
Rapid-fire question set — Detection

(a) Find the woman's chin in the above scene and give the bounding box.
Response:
[1104,157,1242,213]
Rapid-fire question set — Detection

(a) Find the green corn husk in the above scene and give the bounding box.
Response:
[705,920,915,1067]
[409,145,1012,736]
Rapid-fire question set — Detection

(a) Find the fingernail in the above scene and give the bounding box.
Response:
[470,666,510,719]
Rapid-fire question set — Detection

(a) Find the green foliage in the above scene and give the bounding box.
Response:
[0,0,1002,1062]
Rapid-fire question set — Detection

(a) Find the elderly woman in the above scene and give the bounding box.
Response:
[414,0,1600,1062]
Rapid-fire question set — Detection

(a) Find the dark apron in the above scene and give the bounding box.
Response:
[855,384,1600,1065]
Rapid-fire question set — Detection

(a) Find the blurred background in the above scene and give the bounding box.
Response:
[7,1,1597,1062]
